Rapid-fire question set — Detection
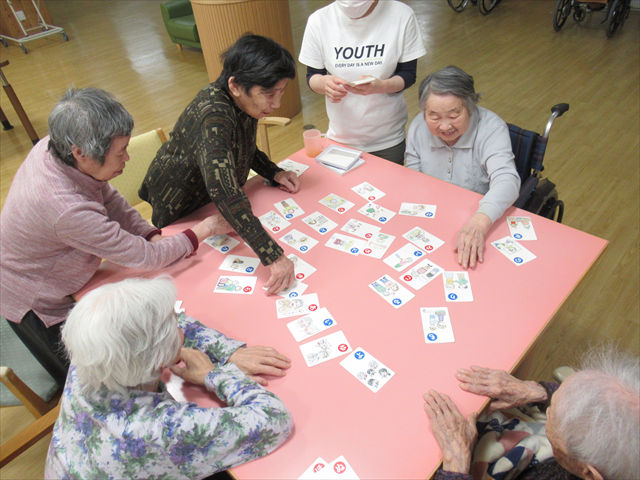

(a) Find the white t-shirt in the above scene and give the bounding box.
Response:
[299,1,426,152]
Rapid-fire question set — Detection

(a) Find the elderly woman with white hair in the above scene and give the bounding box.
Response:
[405,66,521,269]
[45,276,293,479]
[423,347,640,479]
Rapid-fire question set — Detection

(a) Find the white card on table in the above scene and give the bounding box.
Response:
[399,202,437,219]
[358,202,396,224]
[369,274,415,308]
[274,197,305,220]
[299,330,352,367]
[443,271,474,302]
[340,218,381,239]
[400,258,443,290]
[218,255,260,274]
[314,456,360,480]
[340,347,395,393]
[302,211,338,235]
[286,307,337,342]
[421,307,455,343]
[204,234,240,254]
[507,216,537,240]
[351,181,386,202]
[174,300,185,314]
[280,229,318,253]
[278,158,309,177]
[491,236,537,265]
[361,232,396,259]
[383,242,426,272]
[259,210,291,234]
[275,293,320,318]
[298,457,329,479]
[276,280,309,298]
[319,193,355,214]
[324,233,367,256]
[213,275,257,295]
[288,253,317,281]
[403,226,445,253]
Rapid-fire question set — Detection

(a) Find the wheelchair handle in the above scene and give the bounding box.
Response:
[543,103,570,139]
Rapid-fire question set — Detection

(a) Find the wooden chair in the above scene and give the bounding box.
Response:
[257,116,291,160]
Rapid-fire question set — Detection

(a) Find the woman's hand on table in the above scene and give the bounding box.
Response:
[191,213,234,243]
[228,346,292,386]
[170,348,215,386]
[311,74,348,103]
[264,254,295,295]
[455,212,492,269]
[274,170,300,194]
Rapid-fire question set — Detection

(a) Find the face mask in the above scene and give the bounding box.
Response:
[335,0,376,19]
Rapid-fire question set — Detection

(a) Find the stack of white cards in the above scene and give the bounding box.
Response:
[316,146,364,175]
[299,456,360,480]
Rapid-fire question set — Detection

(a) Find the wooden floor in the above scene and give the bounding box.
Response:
[1,1,638,478]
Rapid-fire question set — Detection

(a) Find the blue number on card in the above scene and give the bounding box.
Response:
[289,292,298,297]
[354,351,365,360]
[392,298,402,305]
[514,257,523,264]
[246,267,254,273]
[379,216,387,222]
[286,214,293,219]
[448,293,458,300]
[427,333,438,341]
[221,246,229,252]
[300,246,308,252]
[323,318,333,326]
[320,227,327,233]
[514,233,522,239]
[350,247,359,254]
[414,251,422,257]
[425,212,433,217]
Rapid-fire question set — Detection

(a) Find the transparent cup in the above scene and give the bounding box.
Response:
[303,129,327,157]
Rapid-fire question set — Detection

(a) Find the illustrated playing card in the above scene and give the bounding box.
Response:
[403,226,445,253]
[400,258,443,290]
[286,307,337,342]
[399,202,437,218]
[218,255,259,274]
[420,307,455,343]
[203,234,240,254]
[442,271,474,302]
[213,275,257,295]
[280,229,318,253]
[361,232,396,259]
[275,293,320,318]
[351,181,386,202]
[319,193,355,214]
[298,457,329,479]
[340,347,395,393]
[302,211,338,235]
[278,158,309,176]
[383,242,426,272]
[324,233,367,256]
[288,253,317,281]
[299,330,352,367]
[275,280,309,298]
[358,202,396,224]
[259,210,291,234]
[274,197,305,220]
[507,216,537,240]
[313,456,360,480]
[369,274,415,308]
[340,218,381,239]
[491,236,537,265]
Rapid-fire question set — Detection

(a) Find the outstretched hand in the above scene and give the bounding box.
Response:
[455,212,492,269]
[228,345,292,386]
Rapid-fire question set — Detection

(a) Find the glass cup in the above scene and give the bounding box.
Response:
[303,129,326,157]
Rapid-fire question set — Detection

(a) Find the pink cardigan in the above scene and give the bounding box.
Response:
[0,137,195,327]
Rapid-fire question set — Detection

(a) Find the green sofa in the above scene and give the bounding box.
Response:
[160,0,201,50]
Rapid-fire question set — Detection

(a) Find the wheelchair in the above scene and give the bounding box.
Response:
[447,0,503,15]
[509,103,569,223]
[553,0,631,37]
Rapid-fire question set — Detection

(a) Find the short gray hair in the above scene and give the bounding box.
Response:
[48,87,134,167]
[61,276,181,395]
[555,346,640,478]
[418,65,480,113]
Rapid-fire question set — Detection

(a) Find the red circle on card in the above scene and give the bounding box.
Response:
[365,232,372,238]
[243,286,252,292]
[296,273,304,279]
[368,195,375,201]
[313,464,325,473]
[309,304,317,311]
[334,461,347,474]
[338,207,345,212]
[364,248,372,254]
[273,226,280,232]
[425,245,433,251]
[404,275,413,281]
[338,344,348,352]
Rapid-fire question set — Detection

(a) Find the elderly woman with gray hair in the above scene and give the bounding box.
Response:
[45,276,293,479]
[405,66,520,269]
[0,87,233,389]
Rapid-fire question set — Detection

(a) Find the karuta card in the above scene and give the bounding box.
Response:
[288,253,317,281]
[280,229,318,253]
[276,280,309,298]
[259,210,291,234]
[286,307,337,342]
[313,456,360,480]
[361,232,396,259]
[213,275,257,295]
[203,234,240,254]
[491,236,537,265]
[340,348,395,393]
[369,274,415,308]
[278,158,309,177]
[302,211,338,235]
[358,202,396,224]
[399,202,437,219]
[383,242,426,272]
[319,193,355,214]
[298,457,329,479]
[275,293,320,318]
[351,181,386,202]
[443,271,474,302]
[420,307,455,344]
[218,255,259,274]
[340,218,381,239]
[324,233,367,255]
[403,226,445,253]
[507,216,537,240]
[299,330,352,367]
[274,197,305,220]
[400,258,443,290]
[174,300,185,314]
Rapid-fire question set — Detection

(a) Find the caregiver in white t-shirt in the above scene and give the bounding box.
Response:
[299,0,426,165]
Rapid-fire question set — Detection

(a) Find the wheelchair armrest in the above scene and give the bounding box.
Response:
[513,176,539,209]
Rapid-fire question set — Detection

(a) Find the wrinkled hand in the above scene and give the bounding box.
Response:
[343,76,383,96]
[149,234,163,243]
[228,346,292,386]
[320,75,348,103]
[456,366,548,412]
[424,390,478,474]
[264,254,295,295]
[191,213,234,243]
[274,170,301,194]
[170,348,215,386]
[456,212,492,269]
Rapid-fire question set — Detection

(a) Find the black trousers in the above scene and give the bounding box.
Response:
[7,311,69,388]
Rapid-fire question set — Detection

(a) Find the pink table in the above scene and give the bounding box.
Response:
[82,148,607,479]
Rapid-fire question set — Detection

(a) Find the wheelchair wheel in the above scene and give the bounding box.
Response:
[606,0,627,37]
[447,0,469,12]
[553,0,572,31]
[478,0,500,15]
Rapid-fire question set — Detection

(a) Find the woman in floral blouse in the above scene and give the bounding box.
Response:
[45,276,293,479]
